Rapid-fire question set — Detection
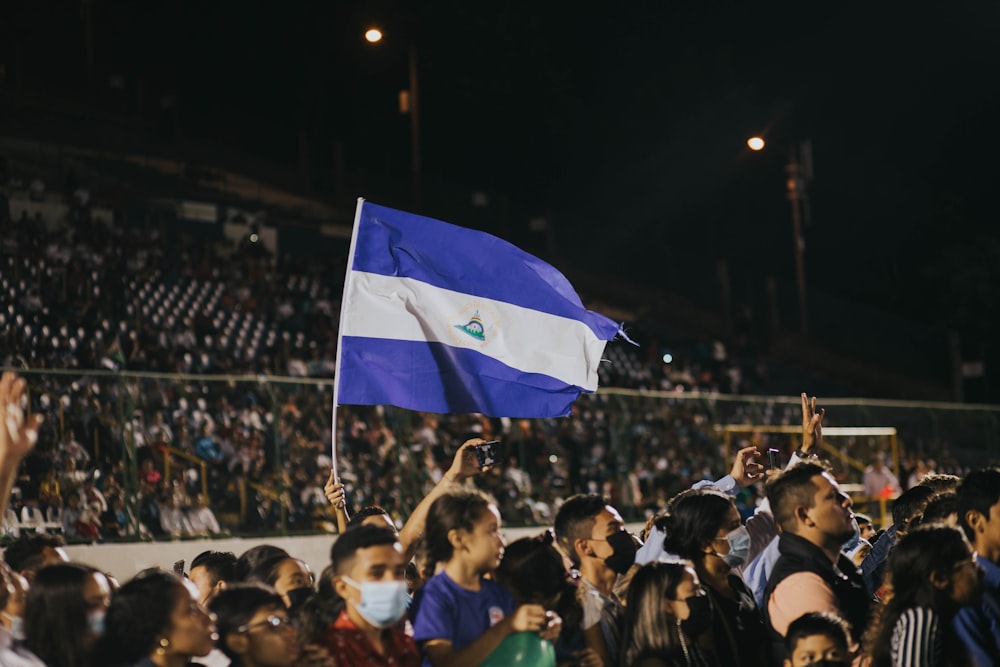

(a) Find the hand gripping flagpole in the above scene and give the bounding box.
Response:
[329,198,367,498]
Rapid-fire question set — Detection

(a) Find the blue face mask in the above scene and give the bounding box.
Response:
[87,609,106,637]
[722,525,751,568]
[2,613,25,641]
[342,577,409,629]
[842,518,862,552]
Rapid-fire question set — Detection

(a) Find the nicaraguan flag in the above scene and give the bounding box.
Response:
[335,200,622,418]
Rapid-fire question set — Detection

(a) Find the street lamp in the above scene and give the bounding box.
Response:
[749,137,812,337]
[364,26,421,211]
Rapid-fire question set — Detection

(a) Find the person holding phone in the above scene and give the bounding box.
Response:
[325,439,492,564]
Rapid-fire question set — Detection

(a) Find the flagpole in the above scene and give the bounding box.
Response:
[330,198,367,479]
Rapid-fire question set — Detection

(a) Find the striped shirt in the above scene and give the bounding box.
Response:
[891,606,943,667]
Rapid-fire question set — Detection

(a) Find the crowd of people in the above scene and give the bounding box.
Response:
[1,372,998,667]
[0,165,803,544]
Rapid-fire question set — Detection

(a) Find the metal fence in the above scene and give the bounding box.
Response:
[7,368,1000,543]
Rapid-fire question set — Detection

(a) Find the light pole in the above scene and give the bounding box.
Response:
[748,136,811,337]
[365,27,421,211]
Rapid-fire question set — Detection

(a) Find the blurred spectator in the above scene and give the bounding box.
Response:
[187,493,222,537]
[862,453,901,499]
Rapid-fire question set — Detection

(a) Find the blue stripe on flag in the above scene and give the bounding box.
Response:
[338,336,586,418]
[352,202,619,339]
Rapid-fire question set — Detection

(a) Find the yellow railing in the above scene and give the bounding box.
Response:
[162,446,209,501]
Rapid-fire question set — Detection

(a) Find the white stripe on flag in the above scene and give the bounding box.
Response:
[342,271,607,390]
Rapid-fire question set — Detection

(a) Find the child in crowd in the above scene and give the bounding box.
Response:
[210,583,301,667]
[412,487,561,667]
[783,612,850,667]
[495,533,599,667]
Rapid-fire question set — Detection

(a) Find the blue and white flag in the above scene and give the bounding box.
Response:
[334,200,621,419]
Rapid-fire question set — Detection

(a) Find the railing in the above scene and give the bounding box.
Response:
[5,368,1000,541]
[162,446,209,502]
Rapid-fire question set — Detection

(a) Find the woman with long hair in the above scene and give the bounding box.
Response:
[659,488,770,667]
[95,569,217,667]
[619,561,716,667]
[22,562,111,667]
[864,525,981,667]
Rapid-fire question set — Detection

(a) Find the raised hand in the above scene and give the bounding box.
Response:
[800,392,824,456]
[0,372,42,464]
[445,438,488,481]
[324,472,345,508]
[730,445,764,487]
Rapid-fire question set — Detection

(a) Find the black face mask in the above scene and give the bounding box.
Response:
[285,587,314,614]
[805,661,848,667]
[604,530,637,575]
[679,594,713,639]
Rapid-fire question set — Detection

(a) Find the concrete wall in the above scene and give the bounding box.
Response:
[64,523,646,581]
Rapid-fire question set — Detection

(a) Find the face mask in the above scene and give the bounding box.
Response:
[342,577,409,629]
[1,613,25,641]
[284,587,314,614]
[806,661,849,667]
[604,530,637,575]
[722,525,750,569]
[87,609,106,637]
[842,518,861,552]
[679,594,713,639]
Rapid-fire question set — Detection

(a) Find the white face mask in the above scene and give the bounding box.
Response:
[1,612,25,641]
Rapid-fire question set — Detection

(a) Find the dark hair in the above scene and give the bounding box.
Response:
[553,494,608,567]
[784,612,851,657]
[892,485,935,532]
[23,562,103,667]
[95,569,186,666]
[864,525,973,667]
[957,467,1000,541]
[331,524,398,575]
[297,564,344,645]
[190,550,237,586]
[422,488,496,577]
[495,536,583,632]
[235,545,289,581]
[347,506,394,530]
[245,555,297,589]
[854,513,873,526]
[619,561,693,667]
[919,473,962,495]
[766,461,830,533]
[3,533,65,574]
[917,493,959,527]
[209,583,285,663]
[659,488,735,561]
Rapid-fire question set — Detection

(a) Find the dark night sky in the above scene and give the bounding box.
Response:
[4,1,999,354]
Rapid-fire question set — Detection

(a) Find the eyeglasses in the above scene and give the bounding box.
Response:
[236,615,292,634]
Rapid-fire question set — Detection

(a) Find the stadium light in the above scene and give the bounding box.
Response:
[747,136,765,151]
[364,26,421,210]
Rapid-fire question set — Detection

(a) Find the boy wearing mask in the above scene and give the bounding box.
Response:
[322,525,419,667]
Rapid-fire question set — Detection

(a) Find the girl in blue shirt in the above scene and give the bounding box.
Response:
[412,488,560,667]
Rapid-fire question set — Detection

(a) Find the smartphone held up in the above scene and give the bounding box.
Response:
[473,440,502,468]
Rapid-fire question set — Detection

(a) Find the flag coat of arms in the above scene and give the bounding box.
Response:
[335,200,621,418]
